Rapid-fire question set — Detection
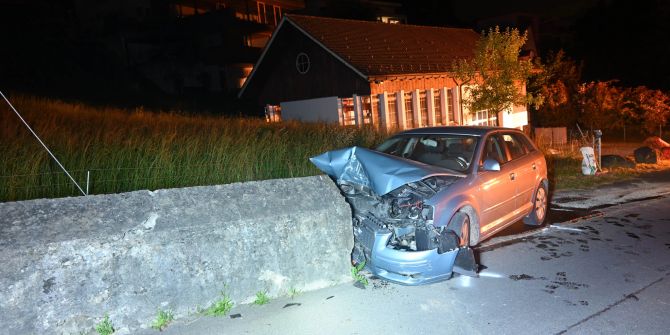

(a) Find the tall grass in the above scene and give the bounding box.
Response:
[1,95,390,202]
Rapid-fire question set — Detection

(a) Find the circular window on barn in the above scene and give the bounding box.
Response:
[296,52,310,74]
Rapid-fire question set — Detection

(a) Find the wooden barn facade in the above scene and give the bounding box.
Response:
[239,14,529,130]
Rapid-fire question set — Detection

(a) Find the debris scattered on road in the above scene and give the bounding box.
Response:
[550,225,585,232]
[229,314,242,319]
[509,274,547,281]
[283,303,301,308]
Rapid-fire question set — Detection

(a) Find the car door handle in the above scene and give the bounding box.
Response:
[532,163,537,170]
[509,172,516,180]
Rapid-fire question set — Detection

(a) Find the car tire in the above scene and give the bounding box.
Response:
[458,206,480,246]
[523,181,548,226]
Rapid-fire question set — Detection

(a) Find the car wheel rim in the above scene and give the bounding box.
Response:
[535,187,547,221]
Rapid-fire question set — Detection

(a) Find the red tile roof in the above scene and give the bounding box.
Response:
[286,14,479,77]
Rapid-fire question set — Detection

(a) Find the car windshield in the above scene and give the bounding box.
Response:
[376,134,479,172]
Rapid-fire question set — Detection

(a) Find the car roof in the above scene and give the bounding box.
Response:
[394,126,521,137]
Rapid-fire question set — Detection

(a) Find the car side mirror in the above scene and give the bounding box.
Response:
[482,158,501,171]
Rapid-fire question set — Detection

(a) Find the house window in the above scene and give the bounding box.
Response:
[361,96,372,124]
[474,110,495,126]
[296,53,310,74]
[446,88,454,124]
[257,2,267,24]
[340,98,355,126]
[387,96,398,129]
[434,89,442,125]
[419,91,428,126]
[273,5,282,26]
[404,91,413,128]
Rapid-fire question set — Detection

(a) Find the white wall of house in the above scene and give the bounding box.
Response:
[274,86,529,129]
[280,96,340,123]
[500,107,529,129]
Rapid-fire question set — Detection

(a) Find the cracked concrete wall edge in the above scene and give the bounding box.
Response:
[0,175,353,334]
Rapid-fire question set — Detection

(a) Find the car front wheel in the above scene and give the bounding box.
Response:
[523,182,548,226]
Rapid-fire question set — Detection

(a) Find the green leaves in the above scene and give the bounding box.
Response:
[453,26,532,125]
[351,261,368,286]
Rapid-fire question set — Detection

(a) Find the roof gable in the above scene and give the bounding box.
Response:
[286,15,479,77]
[239,15,480,97]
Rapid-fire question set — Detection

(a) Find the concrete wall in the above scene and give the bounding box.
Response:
[0,176,353,334]
[281,96,340,123]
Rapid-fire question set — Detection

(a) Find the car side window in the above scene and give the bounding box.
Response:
[502,133,528,160]
[482,135,507,165]
[517,133,537,152]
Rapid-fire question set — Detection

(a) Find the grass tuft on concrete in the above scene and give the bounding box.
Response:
[151,309,174,331]
[204,291,234,317]
[95,314,115,335]
[253,291,270,305]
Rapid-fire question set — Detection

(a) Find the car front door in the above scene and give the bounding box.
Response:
[477,133,517,237]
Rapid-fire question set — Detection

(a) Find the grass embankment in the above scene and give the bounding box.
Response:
[1,95,389,202]
[1,95,660,202]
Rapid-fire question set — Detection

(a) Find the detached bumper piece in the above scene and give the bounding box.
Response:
[354,216,477,285]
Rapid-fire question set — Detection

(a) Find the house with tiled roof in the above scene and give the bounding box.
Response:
[239,14,529,129]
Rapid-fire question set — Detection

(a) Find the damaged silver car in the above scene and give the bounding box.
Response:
[311,127,548,285]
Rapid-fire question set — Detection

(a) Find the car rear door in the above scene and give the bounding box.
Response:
[500,132,537,214]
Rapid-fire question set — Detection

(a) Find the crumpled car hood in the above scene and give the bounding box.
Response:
[310,146,465,196]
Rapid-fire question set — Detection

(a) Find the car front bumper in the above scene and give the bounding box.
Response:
[356,219,459,285]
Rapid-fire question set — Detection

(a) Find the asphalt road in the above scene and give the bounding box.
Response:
[143,195,670,335]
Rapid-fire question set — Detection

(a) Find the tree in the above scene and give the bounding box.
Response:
[578,81,622,131]
[528,50,582,127]
[630,87,670,134]
[452,26,535,126]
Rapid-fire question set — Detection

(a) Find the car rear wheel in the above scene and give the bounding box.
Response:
[523,182,548,226]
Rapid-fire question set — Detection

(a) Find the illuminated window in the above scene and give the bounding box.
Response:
[474,110,495,126]
[420,92,428,126]
[340,98,355,125]
[273,5,282,26]
[362,96,372,124]
[257,2,267,24]
[434,89,442,125]
[296,53,310,74]
[446,88,454,124]
[387,96,398,128]
[404,92,414,128]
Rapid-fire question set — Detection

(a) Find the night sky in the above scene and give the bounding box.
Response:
[0,0,668,109]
